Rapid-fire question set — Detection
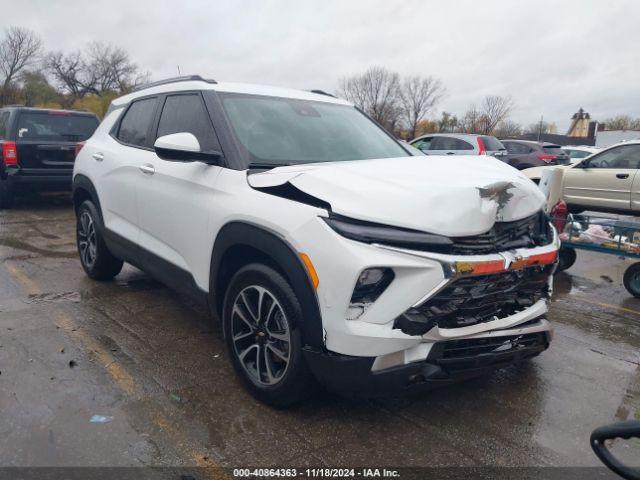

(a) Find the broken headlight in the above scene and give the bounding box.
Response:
[323,215,453,252]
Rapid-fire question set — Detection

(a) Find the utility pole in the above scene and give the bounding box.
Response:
[537,115,543,142]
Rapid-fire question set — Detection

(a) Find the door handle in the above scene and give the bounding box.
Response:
[139,164,155,175]
[92,152,104,162]
[616,173,629,179]
[446,152,455,155]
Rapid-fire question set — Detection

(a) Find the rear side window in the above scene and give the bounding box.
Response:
[117,97,157,147]
[565,149,590,159]
[0,111,10,139]
[480,136,504,151]
[16,112,98,142]
[504,142,530,154]
[431,136,474,151]
[156,94,220,152]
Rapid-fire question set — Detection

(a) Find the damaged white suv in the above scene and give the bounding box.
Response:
[73,76,559,406]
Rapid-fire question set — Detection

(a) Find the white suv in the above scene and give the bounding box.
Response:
[73,76,559,406]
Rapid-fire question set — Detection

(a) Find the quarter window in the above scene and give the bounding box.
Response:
[156,94,220,151]
[431,136,474,151]
[117,97,157,147]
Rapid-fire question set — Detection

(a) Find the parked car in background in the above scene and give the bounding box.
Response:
[561,145,600,163]
[523,141,640,214]
[410,133,506,159]
[0,106,99,208]
[73,76,558,406]
[501,140,570,170]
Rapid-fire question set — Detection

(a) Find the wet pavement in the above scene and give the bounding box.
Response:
[1,194,639,471]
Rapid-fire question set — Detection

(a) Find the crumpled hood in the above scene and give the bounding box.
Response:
[248,156,545,236]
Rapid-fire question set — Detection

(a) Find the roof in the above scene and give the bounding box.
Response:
[111,76,351,109]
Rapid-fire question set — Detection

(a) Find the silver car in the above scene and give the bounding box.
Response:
[410,133,507,159]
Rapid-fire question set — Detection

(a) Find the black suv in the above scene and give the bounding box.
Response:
[0,106,99,208]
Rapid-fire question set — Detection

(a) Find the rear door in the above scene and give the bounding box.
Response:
[564,144,640,212]
[15,111,98,174]
[97,96,159,246]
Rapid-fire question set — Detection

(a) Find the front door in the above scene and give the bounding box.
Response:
[135,92,224,290]
[563,144,640,212]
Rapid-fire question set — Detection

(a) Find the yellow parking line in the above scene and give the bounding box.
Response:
[4,261,41,295]
[53,311,222,473]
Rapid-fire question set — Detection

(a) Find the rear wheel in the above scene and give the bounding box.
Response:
[223,263,317,407]
[623,263,640,297]
[76,200,123,280]
[0,179,13,209]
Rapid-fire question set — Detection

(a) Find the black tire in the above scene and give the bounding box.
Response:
[222,263,317,407]
[623,263,640,298]
[0,179,14,209]
[76,200,123,280]
[557,246,577,272]
[517,164,535,171]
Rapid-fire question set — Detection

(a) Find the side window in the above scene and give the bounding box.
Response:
[430,136,449,150]
[116,97,157,147]
[156,94,220,152]
[587,145,640,169]
[453,138,474,150]
[506,142,528,154]
[0,111,10,139]
[412,137,432,151]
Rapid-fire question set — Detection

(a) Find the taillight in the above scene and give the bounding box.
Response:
[477,137,486,155]
[2,141,18,166]
[538,154,558,163]
[75,141,86,158]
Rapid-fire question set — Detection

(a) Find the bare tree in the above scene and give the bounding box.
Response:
[46,42,146,106]
[437,111,458,133]
[399,76,444,139]
[603,115,640,131]
[339,66,400,131]
[493,120,522,138]
[458,105,481,133]
[0,27,43,104]
[477,95,513,135]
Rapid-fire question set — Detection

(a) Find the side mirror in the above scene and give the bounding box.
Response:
[154,132,222,164]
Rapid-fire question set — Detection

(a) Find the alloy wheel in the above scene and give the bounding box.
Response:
[231,285,292,386]
[78,210,97,269]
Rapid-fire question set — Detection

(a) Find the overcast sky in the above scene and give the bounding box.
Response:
[4,0,639,131]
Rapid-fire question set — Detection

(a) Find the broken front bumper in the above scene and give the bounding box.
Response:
[303,323,552,396]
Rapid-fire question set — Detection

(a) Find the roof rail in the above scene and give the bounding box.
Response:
[133,75,217,92]
[310,89,336,98]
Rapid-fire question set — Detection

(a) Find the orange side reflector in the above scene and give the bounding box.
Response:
[299,253,319,289]
[527,250,558,266]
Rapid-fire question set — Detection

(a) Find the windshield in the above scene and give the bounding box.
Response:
[17,112,98,142]
[219,93,409,166]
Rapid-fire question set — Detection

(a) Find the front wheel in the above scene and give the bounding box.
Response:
[76,200,123,280]
[223,263,317,407]
[557,246,577,272]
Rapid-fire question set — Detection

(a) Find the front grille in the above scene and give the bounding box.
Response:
[429,332,548,372]
[450,211,551,255]
[394,265,552,336]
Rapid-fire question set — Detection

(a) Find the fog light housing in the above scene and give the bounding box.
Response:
[350,267,394,304]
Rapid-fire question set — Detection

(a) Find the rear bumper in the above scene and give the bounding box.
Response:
[4,168,72,191]
[303,329,551,396]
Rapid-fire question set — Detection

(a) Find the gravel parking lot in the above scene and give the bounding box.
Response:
[1,194,639,473]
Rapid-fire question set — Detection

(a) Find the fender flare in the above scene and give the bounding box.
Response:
[209,221,324,349]
[72,174,103,220]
